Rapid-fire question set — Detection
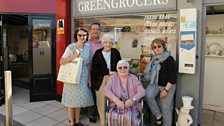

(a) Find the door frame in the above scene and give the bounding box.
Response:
[0,14,4,105]
[28,15,56,101]
[0,14,9,105]
[200,2,224,124]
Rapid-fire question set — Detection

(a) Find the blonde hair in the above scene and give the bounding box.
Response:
[151,38,167,51]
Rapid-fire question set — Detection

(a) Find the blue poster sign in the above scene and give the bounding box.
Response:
[180,31,195,50]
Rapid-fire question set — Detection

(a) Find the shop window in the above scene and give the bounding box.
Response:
[75,13,177,74]
[206,14,224,57]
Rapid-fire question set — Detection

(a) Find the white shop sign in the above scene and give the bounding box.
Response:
[179,8,197,74]
[73,0,176,18]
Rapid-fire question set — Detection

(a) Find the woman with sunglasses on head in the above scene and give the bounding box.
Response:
[144,38,177,126]
[60,28,94,126]
[104,60,145,126]
[91,34,121,126]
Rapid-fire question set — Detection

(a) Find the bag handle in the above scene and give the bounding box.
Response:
[68,43,77,54]
[68,43,84,55]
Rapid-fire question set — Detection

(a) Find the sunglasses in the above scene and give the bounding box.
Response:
[152,45,162,49]
[118,66,128,70]
[77,34,87,37]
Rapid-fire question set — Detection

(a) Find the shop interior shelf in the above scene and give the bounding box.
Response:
[205,54,224,58]
[206,34,224,37]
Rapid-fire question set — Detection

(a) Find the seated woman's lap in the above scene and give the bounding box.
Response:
[107,106,141,126]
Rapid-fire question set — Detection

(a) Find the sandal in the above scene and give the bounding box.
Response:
[69,123,74,126]
[69,119,75,123]
[74,122,84,126]
[69,118,75,126]
[155,116,162,126]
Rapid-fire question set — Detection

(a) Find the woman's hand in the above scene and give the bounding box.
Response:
[125,99,134,108]
[160,83,172,98]
[115,100,124,109]
[60,49,80,65]
[109,71,116,75]
[160,90,168,98]
[71,50,80,59]
[88,80,91,88]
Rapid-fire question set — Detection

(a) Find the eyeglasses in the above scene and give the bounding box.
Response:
[152,45,162,49]
[77,34,87,37]
[118,66,128,70]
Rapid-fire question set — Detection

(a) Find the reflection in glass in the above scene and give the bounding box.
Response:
[75,13,177,74]
[32,19,51,48]
[32,19,52,75]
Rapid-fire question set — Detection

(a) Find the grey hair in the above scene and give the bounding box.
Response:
[102,34,115,44]
[116,59,130,70]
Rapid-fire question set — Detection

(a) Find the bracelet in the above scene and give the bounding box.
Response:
[164,88,169,93]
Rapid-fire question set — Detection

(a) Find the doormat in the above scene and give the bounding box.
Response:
[0,114,24,126]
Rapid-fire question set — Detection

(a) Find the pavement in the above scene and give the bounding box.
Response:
[0,86,224,126]
[0,87,100,126]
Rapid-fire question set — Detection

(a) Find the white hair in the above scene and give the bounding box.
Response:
[102,34,115,44]
[117,59,129,69]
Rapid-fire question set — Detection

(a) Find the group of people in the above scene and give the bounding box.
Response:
[59,23,177,126]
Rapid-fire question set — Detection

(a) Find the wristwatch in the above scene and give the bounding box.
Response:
[132,97,137,102]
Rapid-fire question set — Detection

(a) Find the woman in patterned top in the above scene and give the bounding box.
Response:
[60,28,94,126]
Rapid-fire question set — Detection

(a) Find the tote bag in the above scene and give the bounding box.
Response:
[57,57,83,84]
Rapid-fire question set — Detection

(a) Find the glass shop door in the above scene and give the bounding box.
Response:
[28,15,56,101]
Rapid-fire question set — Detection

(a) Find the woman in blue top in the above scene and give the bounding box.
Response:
[60,28,94,126]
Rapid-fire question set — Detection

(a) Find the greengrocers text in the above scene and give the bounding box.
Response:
[78,0,169,12]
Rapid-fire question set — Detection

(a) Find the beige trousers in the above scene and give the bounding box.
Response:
[96,75,109,126]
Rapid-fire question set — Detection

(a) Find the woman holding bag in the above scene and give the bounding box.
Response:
[60,28,94,126]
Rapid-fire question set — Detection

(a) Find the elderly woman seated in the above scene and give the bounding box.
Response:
[104,59,145,126]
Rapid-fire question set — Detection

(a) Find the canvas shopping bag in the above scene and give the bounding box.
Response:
[57,57,83,84]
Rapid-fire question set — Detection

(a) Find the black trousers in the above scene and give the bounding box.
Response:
[87,85,98,117]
